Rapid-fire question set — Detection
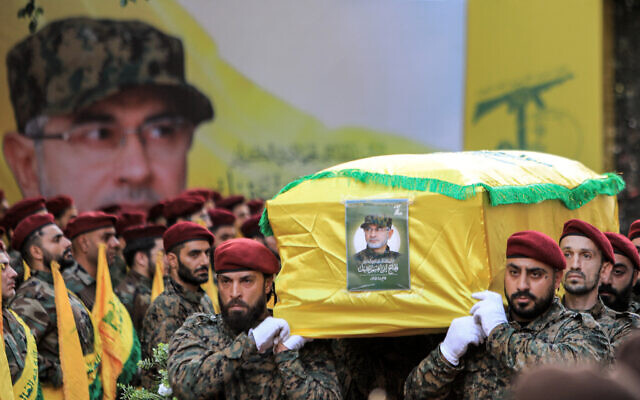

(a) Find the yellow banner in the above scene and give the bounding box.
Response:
[464,0,603,172]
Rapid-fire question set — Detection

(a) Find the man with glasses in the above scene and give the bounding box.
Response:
[3,17,214,213]
[355,215,400,265]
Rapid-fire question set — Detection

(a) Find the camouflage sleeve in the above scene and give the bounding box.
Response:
[167,314,256,400]
[486,319,612,370]
[274,340,342,400]
[610,314,640,352]
[9,296,63,386]
[403,345,463,400]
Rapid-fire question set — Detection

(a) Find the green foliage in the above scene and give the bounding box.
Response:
[118,343,176,400]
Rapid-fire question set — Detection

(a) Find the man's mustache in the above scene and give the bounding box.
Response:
[510,290,537,302]
[599,284,618,296]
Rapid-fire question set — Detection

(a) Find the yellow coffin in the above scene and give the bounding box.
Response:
[261,151,623,338]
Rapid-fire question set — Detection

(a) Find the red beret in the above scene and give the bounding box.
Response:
[163,194,206,220]
[2,196,46,230]
[210,190,222,203]
[13,213,56,251]
[147,201,166,222]
[163,221,214,251]
[45,195,74,218]
[99,204,122,216]
[507,230,566,270]
[628,220,640,241]
[183,188,214,201]
[605,232,640,270]
[209,208,236,228]
[216,195,246,211]
[240,215,262,238]
[65,211,117,239]
[214,238,280,274]
[116,212,146,236]
[122,224,166,243]
[560,219,615,264]
[247,199,265,215]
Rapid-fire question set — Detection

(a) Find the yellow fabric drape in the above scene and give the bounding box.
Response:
[1,270,15,400]
[10,310,38,400]
[22,260,30,281]
[51,261,90,400]
[151,252,164,302]
[92,244,137,400]
[200,265,220,314]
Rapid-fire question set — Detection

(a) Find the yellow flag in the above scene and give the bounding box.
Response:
[92,244,140,400]
[22,260,30,281]
[1,269,15,400]
[200,265,220,314]
[51,261,90,400]
[151,251,165,302]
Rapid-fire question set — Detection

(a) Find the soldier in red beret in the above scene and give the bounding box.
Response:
[405,230,611,400]
[62,211,119,310]
[626,220,640,313]
[600,232,640,314]
[208,208,237,249]
[557,220,640,350]
[163,194,211,227]
[182,188,217,210]
[217,195,250,232]
[140,221,215,388]
[115,225,166,337]
[9,214,99,390]
[167,238,341,399]
[45,195,77,230]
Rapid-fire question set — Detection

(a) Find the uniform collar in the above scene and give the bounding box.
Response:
[168,277,205,305]
[509,297,566,331]
[31,268,54,285]
[74,263,96,286]
[129,269,152,286]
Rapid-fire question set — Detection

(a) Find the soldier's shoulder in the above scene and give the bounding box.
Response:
[177,313,221,335]
[12,277,49,300]
[563,308,601,330]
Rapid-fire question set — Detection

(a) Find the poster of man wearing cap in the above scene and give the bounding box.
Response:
[346,199,410,291]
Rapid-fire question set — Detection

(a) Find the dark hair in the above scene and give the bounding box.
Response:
[168,242,185,258]
[20,228,44,266]
[123,237,156,267]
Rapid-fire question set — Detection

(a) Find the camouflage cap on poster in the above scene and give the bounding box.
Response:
[7,17,214,132]
[360,215,392,229]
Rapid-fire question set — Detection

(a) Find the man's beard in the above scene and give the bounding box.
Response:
[506,284,555,321]
[219,293,267,335]
[599,280,634,312]
[177,259,209,285]
[43,247,73,270]
[563,269,600,296]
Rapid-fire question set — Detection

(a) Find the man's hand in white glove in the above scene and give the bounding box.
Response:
[439,316,486,366]
[274,335,313,353]
[470,291,508,336]
[249,317,290,353]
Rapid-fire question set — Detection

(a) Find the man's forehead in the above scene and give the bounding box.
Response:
[613,252,633,268]
[0,251,10,263]
[217,270,261,279]
[182,239,211,251]
[560,234,598,252]
[42,223,64,237]
[506,257,553,271]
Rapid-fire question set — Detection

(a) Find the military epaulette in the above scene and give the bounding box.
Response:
[575,311,600,330]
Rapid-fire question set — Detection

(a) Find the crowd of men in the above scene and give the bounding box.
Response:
[3,190,640,400]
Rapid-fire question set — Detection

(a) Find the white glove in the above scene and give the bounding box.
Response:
[157,383,173,397]
[470,291,508,336]
[281,335,313,351]
[249,317,290,353]
[439,316,485,366]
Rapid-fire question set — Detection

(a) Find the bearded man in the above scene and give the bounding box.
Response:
[404,230,611,400]
[166,238,341,399]
[140,221,215,388]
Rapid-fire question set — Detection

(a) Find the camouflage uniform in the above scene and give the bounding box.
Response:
[140,278,214,388]
[564,297,640,351]
[3,304,28,382]
[9,269,97,387]
[109,254,128,290]
[167,313,342,400]
[404,298,612,400]
[115,270,152,335]
[628,299,640,314]
[63,263,96,311]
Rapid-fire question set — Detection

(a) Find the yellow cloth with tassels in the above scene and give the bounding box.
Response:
[92,244,139,400]
[1,269,15,400]
[42,261,101,400]
[200,265,220,314]
[10,310,39,400]
[22,260,30,281]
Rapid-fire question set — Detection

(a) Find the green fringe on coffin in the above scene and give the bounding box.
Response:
[116,328,142,386]
[259,169,625,236]
[89,373,102,400]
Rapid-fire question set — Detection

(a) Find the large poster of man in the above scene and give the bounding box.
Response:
[346,199,410,291]
[0,0,466,208]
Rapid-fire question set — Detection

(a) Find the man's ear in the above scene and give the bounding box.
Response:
[553,270,563,291]
[600,261,613,281]
[29,244,43,263]
[134,251,148,268]
[166,252,178,270]
[633,269,639,286]
[3,132,40,197]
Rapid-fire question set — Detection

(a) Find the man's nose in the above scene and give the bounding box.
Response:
[230,281,242,298]
[116,130,153,185]
[109,236,120,249]
[516,274,530,291]
[567,256,581,270]
[599,267,612,285]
